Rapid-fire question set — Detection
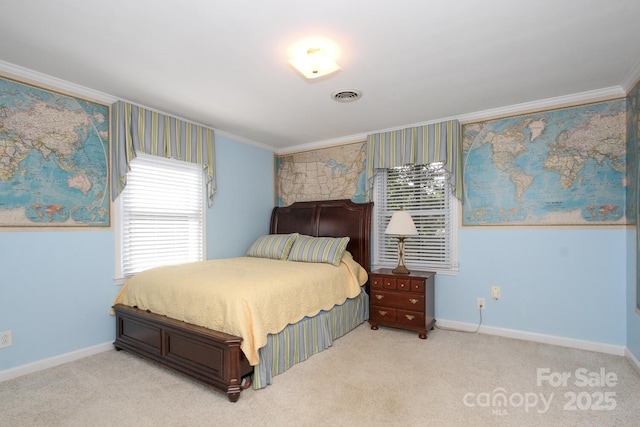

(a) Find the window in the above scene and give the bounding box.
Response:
[115,153,205,282]
[373,163,458,273]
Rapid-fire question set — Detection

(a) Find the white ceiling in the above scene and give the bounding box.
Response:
[1,0,640,152]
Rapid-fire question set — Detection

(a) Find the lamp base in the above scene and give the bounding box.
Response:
[392,265,410,275]
[392,235,410,274]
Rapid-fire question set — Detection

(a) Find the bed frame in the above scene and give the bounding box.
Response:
[113,199,372,402]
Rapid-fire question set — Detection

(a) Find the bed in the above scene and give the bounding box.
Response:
[112,199,372,402]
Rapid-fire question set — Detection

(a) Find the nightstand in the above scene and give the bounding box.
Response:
[369,268,435,339]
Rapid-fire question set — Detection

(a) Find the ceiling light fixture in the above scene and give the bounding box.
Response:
[289,46,340,79]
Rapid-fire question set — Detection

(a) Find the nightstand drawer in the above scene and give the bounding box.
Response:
[398,279,425,292]
[371,290,424,310]
[410,280,425,293]
[370,276,383,289]
[397,310,425,328]
[370,307,396,323]
[397,278,410,291]
[382,277,396,290]
[370,275,397,290]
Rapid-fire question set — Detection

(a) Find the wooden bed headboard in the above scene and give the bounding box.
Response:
[270,199,373,272]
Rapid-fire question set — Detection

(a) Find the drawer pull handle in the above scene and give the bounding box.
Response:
[376,295,384,300]
[409,298,418,304]
[378,310,387,316]
[405,314,415,320]
[386,282,392,286]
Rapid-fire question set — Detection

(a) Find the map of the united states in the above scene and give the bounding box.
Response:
[276,142,367,206]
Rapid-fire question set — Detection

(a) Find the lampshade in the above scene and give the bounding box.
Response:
[289,47,340,79]
[385,210,418,236]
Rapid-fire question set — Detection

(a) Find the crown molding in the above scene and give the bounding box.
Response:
[455,86,626,124]
[275,134,367,155]
[621,56,640,94]
[3,59,630,155]
[279,86,627,154]
[215,130,275,152]
[0,60,277,152]
[0,60,117,104]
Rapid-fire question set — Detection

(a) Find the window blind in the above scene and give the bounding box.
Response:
[120,153,204,277]
[374,163,457,271]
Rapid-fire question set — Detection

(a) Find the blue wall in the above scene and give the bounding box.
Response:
[0,134,274,372]
[437,227,627,346]
[627,228,640,359]
[0,230,116,371]
[627,80,640,362]
[206,135,275,259]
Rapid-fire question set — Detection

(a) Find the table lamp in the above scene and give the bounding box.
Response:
[385,209,418,274]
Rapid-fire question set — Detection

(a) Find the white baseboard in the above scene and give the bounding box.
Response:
[2,327,638,383]
[0,341,114,383]
[436,319,627,356]
[625,347,640,374]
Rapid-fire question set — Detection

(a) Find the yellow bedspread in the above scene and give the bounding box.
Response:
[112,252,368,365]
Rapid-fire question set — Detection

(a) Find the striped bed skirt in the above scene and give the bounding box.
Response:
[252,288,369,389]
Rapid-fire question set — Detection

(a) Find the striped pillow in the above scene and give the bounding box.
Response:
[246,233,299,260]
[287,235,350,267]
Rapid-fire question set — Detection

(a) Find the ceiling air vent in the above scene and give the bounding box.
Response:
[331,89,362,103]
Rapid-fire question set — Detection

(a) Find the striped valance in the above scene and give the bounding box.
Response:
[365,119,462,199]
[111,101,216,206]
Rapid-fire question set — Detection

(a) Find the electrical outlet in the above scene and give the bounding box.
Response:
[491,286,500,300]
[0,330,12,348]
[477,298,485,310]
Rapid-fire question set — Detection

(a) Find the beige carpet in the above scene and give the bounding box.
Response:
[1,324,639,426]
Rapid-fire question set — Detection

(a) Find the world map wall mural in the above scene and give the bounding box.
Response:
[462,99,627,226]
[0,76,109,227]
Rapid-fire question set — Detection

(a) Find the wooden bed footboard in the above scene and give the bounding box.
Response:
[113,304,253,402]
